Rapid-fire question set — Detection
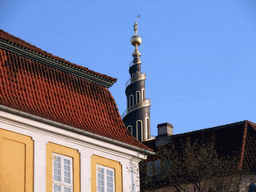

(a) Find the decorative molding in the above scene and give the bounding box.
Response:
[0,105,155,157]
[0,39,115,88]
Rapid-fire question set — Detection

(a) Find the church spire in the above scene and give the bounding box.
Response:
[122,19,151,142]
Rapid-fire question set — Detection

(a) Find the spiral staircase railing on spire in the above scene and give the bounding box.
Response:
[122,99,151,118]
[125,73,146,87]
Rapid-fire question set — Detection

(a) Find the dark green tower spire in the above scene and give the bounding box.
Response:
[122,20,151,142]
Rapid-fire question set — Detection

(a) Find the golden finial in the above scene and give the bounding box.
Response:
[131,15,142,47]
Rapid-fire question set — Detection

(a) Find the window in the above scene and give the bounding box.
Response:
[146,117,150,139]
[136,91,140,104]
[142,89,145,101]
[46,142,80,192]
[129,95,134,107]
[91,155,122,192]
[136,120,143,141]
[135,71,139,78]
[97,165,115,192]
[127,125,132,135]
[52,153,73,192]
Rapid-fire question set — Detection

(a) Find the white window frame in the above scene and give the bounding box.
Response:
[96,164,115,192]
[142,88,145,101]
[52,153,73,192]
[145,117,150,139]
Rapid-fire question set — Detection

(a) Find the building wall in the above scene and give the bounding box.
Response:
[0,129,33,192]
[0,109,144,192]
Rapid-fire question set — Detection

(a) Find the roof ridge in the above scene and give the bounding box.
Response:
[246,120,256,127]
[170,120,248,138]
[0,29,116,83]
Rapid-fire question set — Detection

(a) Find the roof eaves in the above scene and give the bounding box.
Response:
[0,30,116,88]
[0,105,155,155]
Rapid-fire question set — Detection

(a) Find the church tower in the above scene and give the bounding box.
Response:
[122,21,151,142]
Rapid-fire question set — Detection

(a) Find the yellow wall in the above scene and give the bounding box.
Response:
[0,128,34,192]
[46,142,80,192]
[91,155,122,192]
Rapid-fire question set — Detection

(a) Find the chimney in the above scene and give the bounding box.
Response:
[156,123,173,146]
[157,123,173,136]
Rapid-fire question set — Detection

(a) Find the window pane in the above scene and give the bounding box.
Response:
[106,170,114,191]
[98,167,105,191]
[54,184,61,192]
[52,154,73,192]
[64,187,71,192]
[53,155,62,182]
[137,121,142,141]
[64,158,71,184]
[97,166,115,192]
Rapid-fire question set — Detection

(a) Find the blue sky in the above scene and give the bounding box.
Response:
[1,0,256,137]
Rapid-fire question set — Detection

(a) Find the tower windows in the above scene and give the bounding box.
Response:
[136,120,143,142]
[136,91,140,104]
[142,89,145,101]
[127,125,132,135]
[135,71,139,79]
[132,73,135,81]
[129,95,134,107]
[146,117,150,139]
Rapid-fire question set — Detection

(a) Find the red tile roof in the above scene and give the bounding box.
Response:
[0,29,152,151]
[0,29,116,83]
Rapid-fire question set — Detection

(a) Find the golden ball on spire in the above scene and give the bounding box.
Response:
[131,35,142,46]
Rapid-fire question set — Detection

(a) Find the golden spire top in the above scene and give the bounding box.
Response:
[131,15,142,51]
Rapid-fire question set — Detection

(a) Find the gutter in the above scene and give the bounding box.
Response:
[0,105,155,156]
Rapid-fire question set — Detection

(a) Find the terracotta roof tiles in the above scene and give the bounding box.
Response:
[0,30,151,151]
[0,29,116,83]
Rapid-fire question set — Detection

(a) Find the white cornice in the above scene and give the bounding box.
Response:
[0,105,155,158]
